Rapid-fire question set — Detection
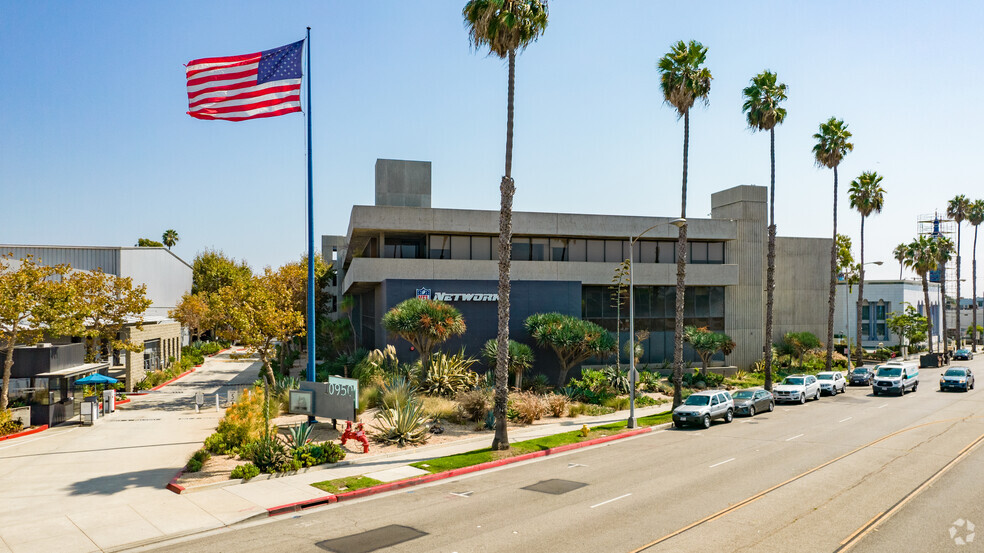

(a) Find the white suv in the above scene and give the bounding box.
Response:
[816,371,847,395]
[672,390,735,429]
[773,374,821,404]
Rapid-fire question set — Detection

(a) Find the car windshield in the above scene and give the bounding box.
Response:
[877,368,902,377]
[817,374,833,380]
[684,395,710,406]
[945,369,967,377]
[957,349,969,354]
[852,368,869,374]
[782,377,805,386]
[733,391,754,399]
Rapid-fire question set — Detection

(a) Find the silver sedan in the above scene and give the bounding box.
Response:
[731,389,775,417]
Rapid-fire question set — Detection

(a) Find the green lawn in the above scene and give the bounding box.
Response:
[310,475,383,494]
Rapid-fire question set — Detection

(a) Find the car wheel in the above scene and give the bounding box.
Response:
[799,393,806,404]
[815,389,821,401]
[724,409,733,423]
[913,383,918,393]
[971,381,975,390]
[873,389,879,396]
[748,405,756,417]
[831,387,837,396]
[768,401,775,412]
[702,414,711,429]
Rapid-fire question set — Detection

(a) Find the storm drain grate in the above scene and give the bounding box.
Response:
[316,525,427,553]
[521,479,587,495]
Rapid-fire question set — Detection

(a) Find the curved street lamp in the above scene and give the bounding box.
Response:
[627,218,686,428]
[847,260,883,371]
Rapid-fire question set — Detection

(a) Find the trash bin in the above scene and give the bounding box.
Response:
[81,397,99,425]
[103,389,116,414]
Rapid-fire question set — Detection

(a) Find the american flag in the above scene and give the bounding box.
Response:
[186,40,304,121]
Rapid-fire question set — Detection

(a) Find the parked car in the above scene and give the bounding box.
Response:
[940,367,975,392]
[849,366,876,386]
[672,390,734,429]
[953,349,974,361]
[773,374,821,404]
[872,362,919,395]
[817,371,847,395]
[731,389,775,417]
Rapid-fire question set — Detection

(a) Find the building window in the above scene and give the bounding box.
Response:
[471,236,492,260]
[385,237,424,259]
[605,240,625,263]
[658,241,675,263]
[708,242,724,264]
[690,242,708,264]
[586,240,605,262]
[451,235,470,259]
[568,239,586,262]
[550,238,569,261]
[429,235,450,260]
[531,238,549,261]
[639,240,658,263]
[861,303,870,339]
[512,237,531,261]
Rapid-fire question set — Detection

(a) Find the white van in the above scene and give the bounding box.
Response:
[872,361,919,396]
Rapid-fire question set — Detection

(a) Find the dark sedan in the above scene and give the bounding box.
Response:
[953,349,974,361]
[940,367,975,392]
[849,366,875,386]
[731,389,775,417]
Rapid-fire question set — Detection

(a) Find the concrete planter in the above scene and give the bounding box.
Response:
[9,406,30,426]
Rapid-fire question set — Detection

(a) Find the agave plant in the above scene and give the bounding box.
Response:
[380,375,419,410]
[602,366,630,395]
[421,351,481,397]
[371,398,430,446]
[285,422,313,449]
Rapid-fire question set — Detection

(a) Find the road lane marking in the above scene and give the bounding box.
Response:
[0,427,77,451]
[567,463,586,469]
[839,417,853,423]
[785,434,804,441]
[590,493,632,509]
[709,458,735,468]
[878,404,889,408]
[449,491,473,497]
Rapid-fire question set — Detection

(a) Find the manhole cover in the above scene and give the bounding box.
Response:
[316,525,427,553]
[521,479,587,495]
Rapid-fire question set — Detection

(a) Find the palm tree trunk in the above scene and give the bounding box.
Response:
[764,127,776,392]
[492,49,516,451]
[2,331,17,411]
[956,226,963,349]
[672,110,690,409]
[856,216,865,365]
[922,273,934,353]
[825,167,838,371]
[974,227,979,352]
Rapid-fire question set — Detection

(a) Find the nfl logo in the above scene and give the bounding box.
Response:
[416,287,431,300]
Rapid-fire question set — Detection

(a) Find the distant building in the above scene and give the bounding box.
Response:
[835,279,943,349]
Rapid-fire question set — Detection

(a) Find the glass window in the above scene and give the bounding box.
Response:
[658,241,675,263]
[568,239,586,262]
[450,236,470,259]
[605,240,624,263]
[512,237,531,261]
[877,323,888,340]
[708,242,724,264]
[709,287,725,317]
[471,236,492,260]
[639,240,658,264]
[587,240,605,262]
[531,238,549,261]
[383,243,398,258]
[402,243,420,259]
[550,238,569,261]
[695,287,710,317]
[691,242,708,264]
[583,287,604,318]
[635,287,652,317]
[429,235,449,259]
[684,289,696,317]
[862,304,870,320]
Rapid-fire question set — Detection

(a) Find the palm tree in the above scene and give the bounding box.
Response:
[812,117,854,370]
[904,236,940,353]
[658,40,712,408]
[162,229,179,250]
[848,171,885,364]
[893,243,907,279]
[463,0,548,451]
[936,235,955,351]
[967,199,984,352]
[741,70,787,393]
[947,195,970,348]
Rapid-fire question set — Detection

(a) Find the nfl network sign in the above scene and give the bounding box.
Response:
[416,287,497,302]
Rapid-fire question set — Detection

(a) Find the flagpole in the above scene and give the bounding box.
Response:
[305,27,316,397]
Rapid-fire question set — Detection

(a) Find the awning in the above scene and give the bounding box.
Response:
[34,363,110,379]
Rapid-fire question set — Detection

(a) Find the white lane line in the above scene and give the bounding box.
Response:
[839,417,853,423]
[590,493,632,509]
[878,404,889,409]
[785,434,804,442]
[0,427,76,451]
[709,458,735,468]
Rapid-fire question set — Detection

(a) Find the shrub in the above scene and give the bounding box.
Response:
[292,441,346,467]
[566,402,614,417]
[455,389,491,422]
[523,373,551,394]
[421,395,461,424]
[354,345,399,388]
[0,409,24,437]
[372,398,430,446]
[509,392,547,424]
[380,375,418,410]
[568,369,615,404]
[682,370,725,388]
[284,422,313,449]
[567,402,588,417]
[602,366,630,394]
[634,394,666,407]
[602,396,630,411]
[420,351,481,397]
[230,463,260,480]
[243,437,297,473]
[638,370,661,391]
[205,387,271,455]
[359,385,380,414]
[546,394,569,417]
[186,448,211,472]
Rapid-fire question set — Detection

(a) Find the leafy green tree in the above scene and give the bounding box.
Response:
[463,0,548,451]
[893,242,908,280]
[381,298,466,380]
[742,69,787,392]
[482,338,534,389]
[967,199,984,351]
[136,238,164,247]
[781,331,822,369]
[162,229,179,250]
[0,255,82,410]
[887,304,928,356]
[658,39,712,408]
[948,195,971,348]
[169,292,214,342]
[524,312,616,387]
[191,248,252,296]
[849,171,886,364]
[813,117,854,370]
[683,326,735,376]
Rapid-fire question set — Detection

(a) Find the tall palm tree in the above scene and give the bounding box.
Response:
[741,70,787,393]
[904,235,944,353]
[848,171,885,364]
[463,0,548,451]
[658,40,712,408]
[813,118,854,370]
[893,243,907,279]
[162,229,179,250]
[947,195,970,348]
[936,235,955,351]
[967,199,984,352]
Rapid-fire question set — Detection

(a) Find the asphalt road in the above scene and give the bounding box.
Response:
[141,357,984,553]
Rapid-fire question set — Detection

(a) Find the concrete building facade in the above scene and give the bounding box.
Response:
[324,159,831,380]
[834,279,943,350]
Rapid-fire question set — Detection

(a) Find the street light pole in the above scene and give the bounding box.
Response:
[627,218,686,428]
[849,260,883,371]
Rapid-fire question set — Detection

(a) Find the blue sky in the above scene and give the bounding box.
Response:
[3,0,983,287]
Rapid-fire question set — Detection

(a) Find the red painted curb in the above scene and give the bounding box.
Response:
[166,468,186,494]
[150,368,196,391]
[266,425,658,515]
[0,424,48,442]
[115,398,131,406]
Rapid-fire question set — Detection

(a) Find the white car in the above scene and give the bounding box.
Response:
[773,374,821,404]
[816,371,847,395]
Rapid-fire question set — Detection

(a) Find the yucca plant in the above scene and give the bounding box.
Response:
[371,398,430,446]
[421,351,481,397]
